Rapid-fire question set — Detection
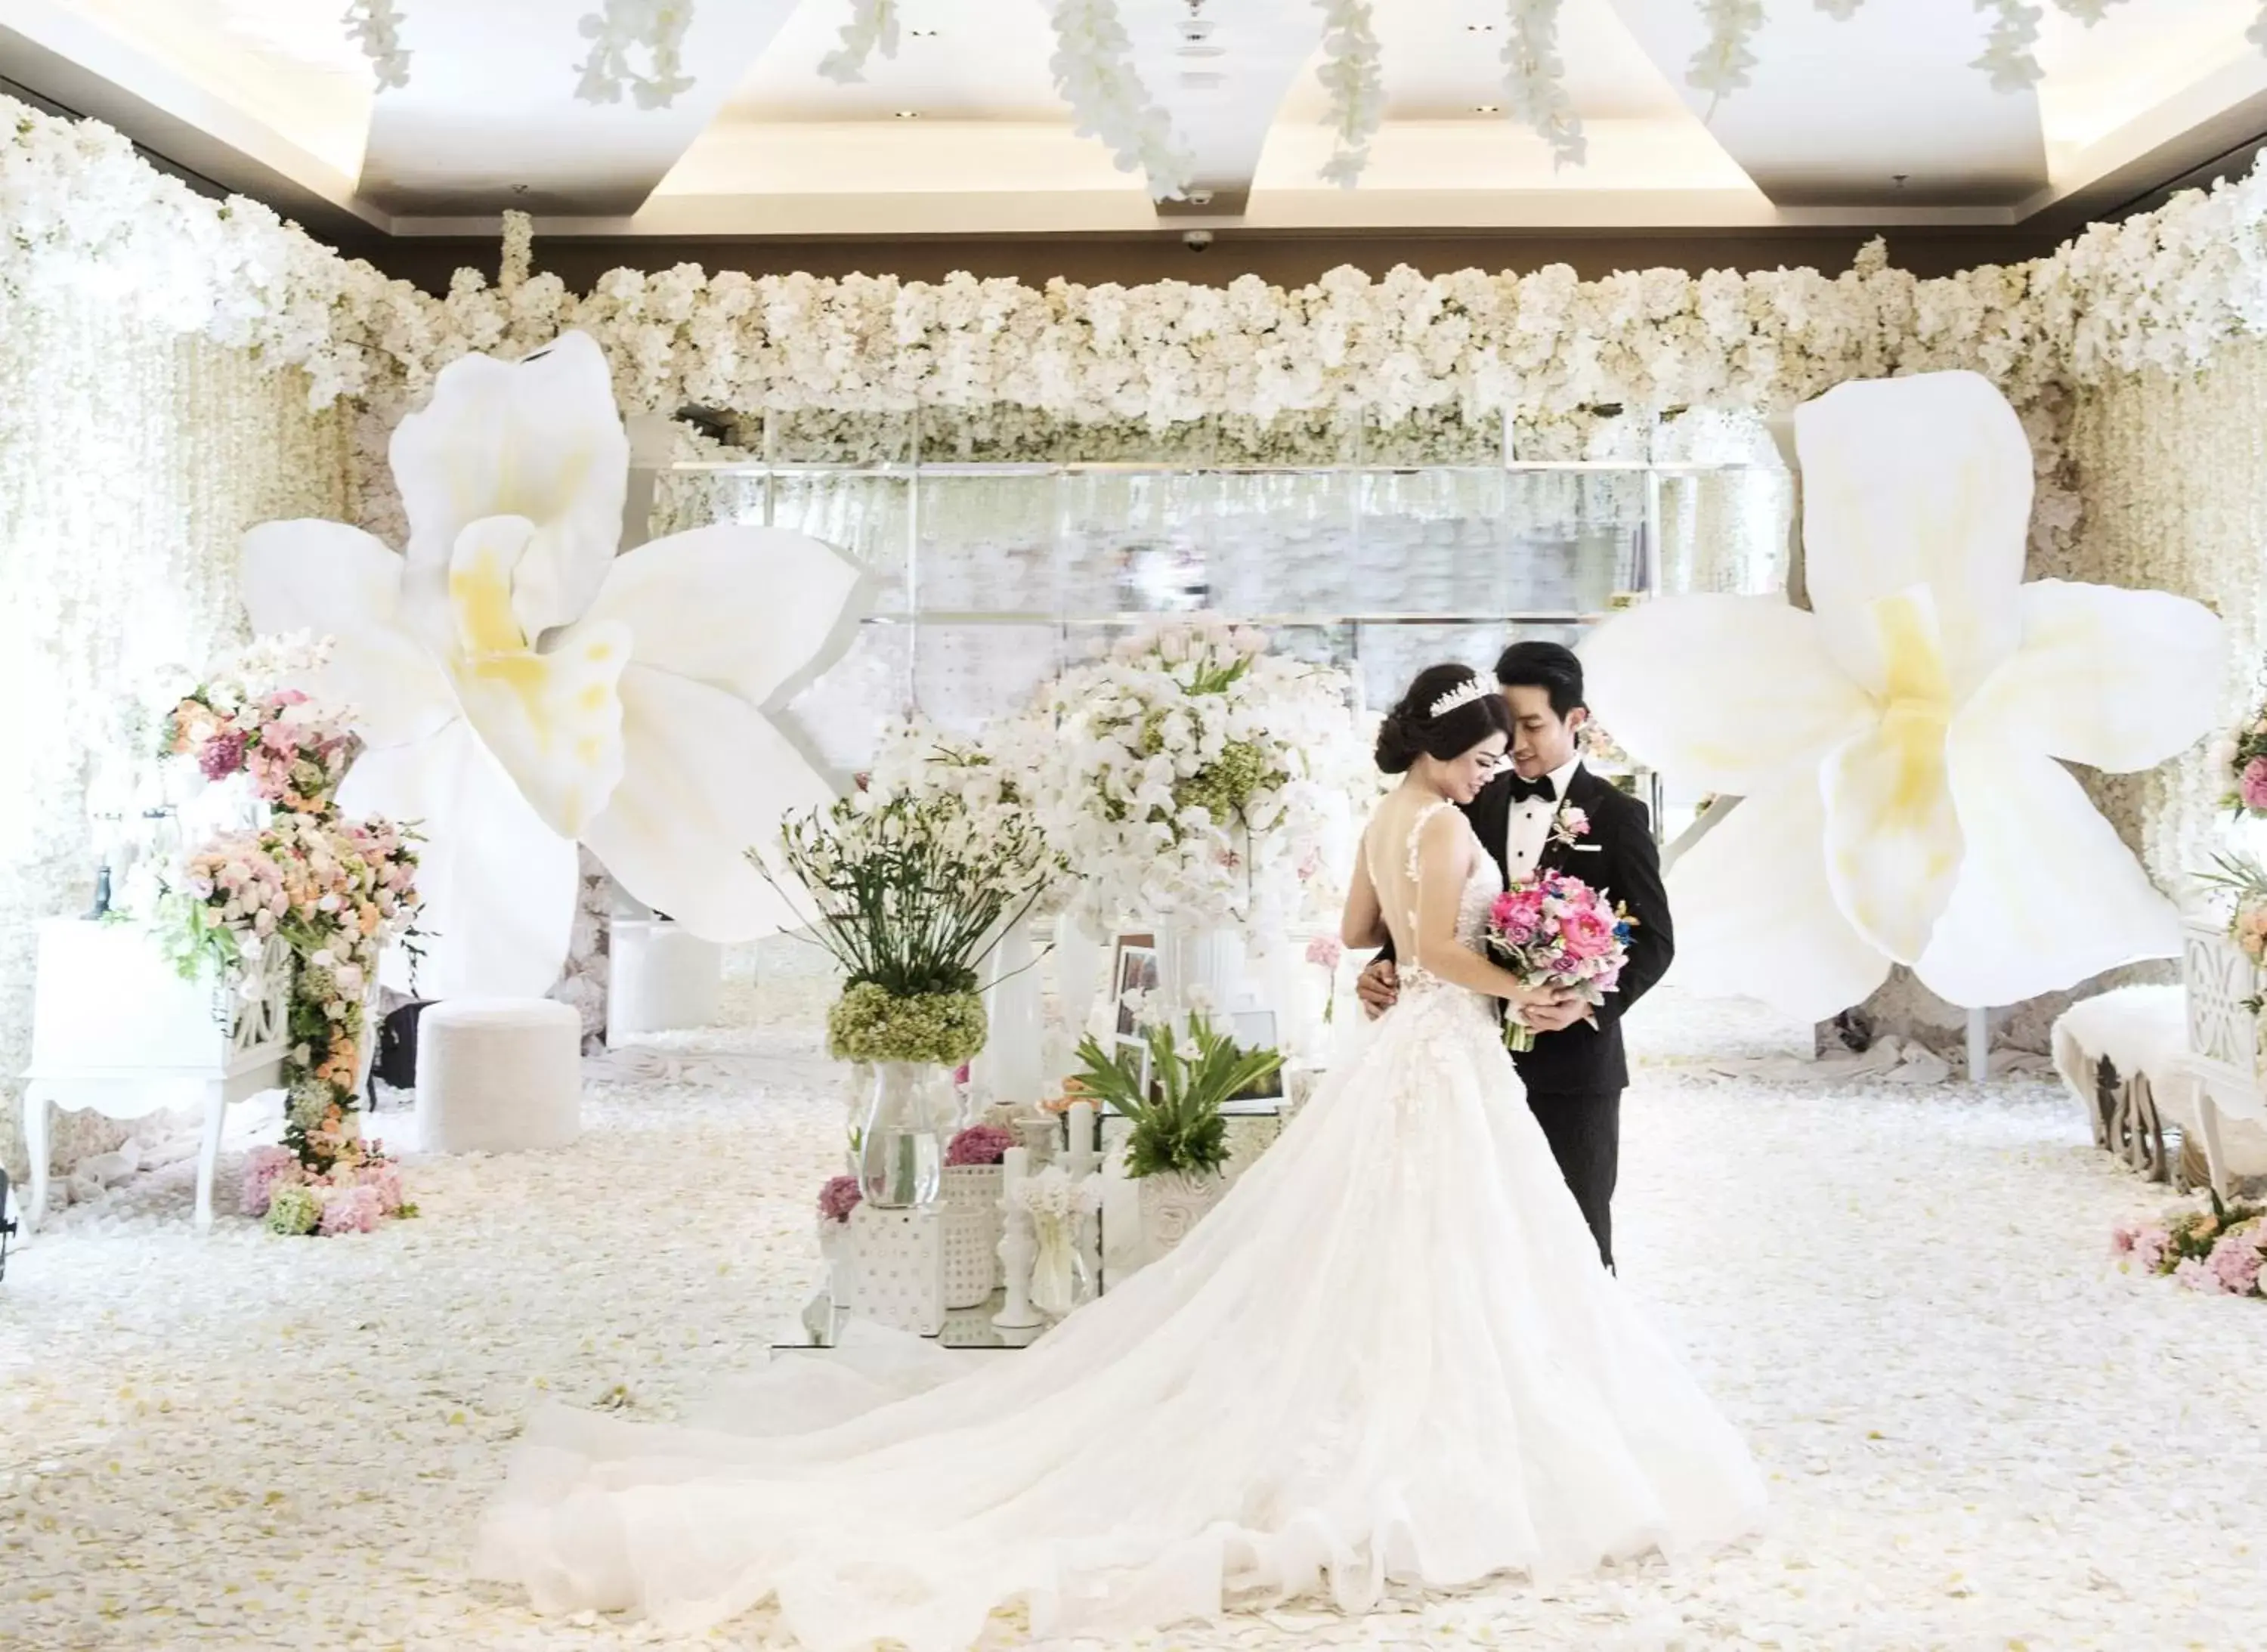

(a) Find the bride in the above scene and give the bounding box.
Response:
[472,663,1767,1650]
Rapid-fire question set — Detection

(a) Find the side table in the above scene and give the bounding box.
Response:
[22,918,292,1232]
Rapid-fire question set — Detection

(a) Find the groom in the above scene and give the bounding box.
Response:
[1356,642,1673,1270]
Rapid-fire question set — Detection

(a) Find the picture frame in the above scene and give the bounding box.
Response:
[1109,1032,1153,1100]
[1229,1010,1285,1100]
[1111,933,1158,1039]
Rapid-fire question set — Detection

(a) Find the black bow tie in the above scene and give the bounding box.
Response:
[1506,773,1557,805]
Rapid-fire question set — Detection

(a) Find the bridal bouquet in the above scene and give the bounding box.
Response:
[1483,873,1634,1053]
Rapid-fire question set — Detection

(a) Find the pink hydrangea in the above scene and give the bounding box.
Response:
[818,1174,862,1224]
[357,1159,405,1216]
[240,1145,302,1217]
[2207,1227,2265,1296]
[2173,1255,2223,1293]
[946,1124,1016,1167]
[2242,757,2267,813]
[317,1183,383,1236]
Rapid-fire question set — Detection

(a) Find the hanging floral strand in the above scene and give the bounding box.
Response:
[1501,0,1585,169]
[1044,0,1198,200]
[342,0,412,91]
[1687,0,1766,114]
[818,0,902,83]
[573,0,697,110]
[1314,0,1386,189]
[1972,0,2046,94]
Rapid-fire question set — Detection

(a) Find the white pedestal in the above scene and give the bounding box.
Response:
[22,918,291,1232]
[606,920,722,1041]
[2177,917,2267,1198]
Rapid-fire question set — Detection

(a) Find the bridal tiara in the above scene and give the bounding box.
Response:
[1427,676,1491,719]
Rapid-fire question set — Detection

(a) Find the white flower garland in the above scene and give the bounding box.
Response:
[1687,0,1765,112]
[1044,0,1197,201]
[1972,0,2046,94]
[342,0,412,91]
[1314,0,1386,190]
[572,0,697,110]
[817,0,902,83]
[1502,0,1584,169]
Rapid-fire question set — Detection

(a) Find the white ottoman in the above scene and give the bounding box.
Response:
[416,998,583,1154]
[606,919,722,1040]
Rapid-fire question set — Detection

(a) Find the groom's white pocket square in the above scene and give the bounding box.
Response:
[1571,843,1603,853]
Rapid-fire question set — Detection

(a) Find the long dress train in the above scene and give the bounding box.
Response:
[472,805,1766,1650]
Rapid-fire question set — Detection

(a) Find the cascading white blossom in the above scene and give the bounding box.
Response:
[1314,0,1386,190]
[1044,0,1197,201]
[1972,0,2046,94]
[817,0,901,82]
[1687,0,1766,111]
[1501,0,1585,169]
[342,0,412,91]
[573,0,696,110]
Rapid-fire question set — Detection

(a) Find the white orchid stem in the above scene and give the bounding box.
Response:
[1313,0,1385,190]
[1501,0,1585,170]
[818,0,902,84]
[342,0,412,92]
[1044,0,1198,202]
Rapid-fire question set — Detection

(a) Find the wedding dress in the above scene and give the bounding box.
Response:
[472,798,1766,1651]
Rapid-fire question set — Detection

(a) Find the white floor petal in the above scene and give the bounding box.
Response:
[6,954,2267,1650]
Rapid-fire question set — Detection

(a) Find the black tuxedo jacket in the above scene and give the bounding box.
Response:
[1380,763,1673,1095]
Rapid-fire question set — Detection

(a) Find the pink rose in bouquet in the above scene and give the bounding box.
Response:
[1483,870,1634,1053]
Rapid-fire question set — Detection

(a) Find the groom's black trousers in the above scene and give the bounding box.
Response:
[1525,1087,1619,1271]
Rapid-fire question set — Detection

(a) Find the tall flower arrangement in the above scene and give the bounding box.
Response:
[1027,617,1362,933]
[149,645,425,1235]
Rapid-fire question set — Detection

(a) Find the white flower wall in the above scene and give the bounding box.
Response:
[0,302,346,1183]
[14,84,2267,1172]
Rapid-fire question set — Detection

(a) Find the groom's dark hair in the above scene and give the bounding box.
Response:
[1495,641,1585,719]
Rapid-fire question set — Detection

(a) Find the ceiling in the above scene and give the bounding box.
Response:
[2,0,2264,243]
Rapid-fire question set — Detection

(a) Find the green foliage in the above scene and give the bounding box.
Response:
[1072,1013,1282,1179]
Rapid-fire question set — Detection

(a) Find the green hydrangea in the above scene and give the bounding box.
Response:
[265,1184,321,1236]
[1173,740,1276,822]
[828,981,988,1066]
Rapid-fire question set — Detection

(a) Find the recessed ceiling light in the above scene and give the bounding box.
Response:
[1474,104,1502,114]
[1465,21,1495,30]
[909,27,939,36]
[893,109,920,119]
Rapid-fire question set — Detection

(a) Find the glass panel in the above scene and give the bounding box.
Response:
[769,474,913,614]
[1205,472,1356,617]
[1659,468,1792,596]
[913,472,1058,615]
[1056,471,1219,617]
[911,623,1065,732]
[778,623,909,781]
[1502,472,1645,614]
[1349,620,1588,713]
[1353,471,1510,615]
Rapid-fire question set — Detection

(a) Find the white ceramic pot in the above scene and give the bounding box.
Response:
[1137,1166,1227,1258]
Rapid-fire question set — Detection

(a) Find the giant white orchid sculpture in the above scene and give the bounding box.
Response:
[242,331,864,998]
[1582,370,2223,1022]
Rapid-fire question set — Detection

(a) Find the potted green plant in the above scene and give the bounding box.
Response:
[753,789,1053,1209]
[1072,1014,1282,1256]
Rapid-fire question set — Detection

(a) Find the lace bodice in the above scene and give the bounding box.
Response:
[1366,797,1502,997]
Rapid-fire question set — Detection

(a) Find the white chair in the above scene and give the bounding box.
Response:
[415,998,582,1155]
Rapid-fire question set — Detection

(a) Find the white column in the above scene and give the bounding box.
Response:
[1966,1006,1990,1084]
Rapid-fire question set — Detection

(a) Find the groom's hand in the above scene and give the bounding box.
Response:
[1356,959,1398,1019]
[1521,995,1588,1034]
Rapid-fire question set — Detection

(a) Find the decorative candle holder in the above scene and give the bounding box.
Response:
[991,1145,1046,1331]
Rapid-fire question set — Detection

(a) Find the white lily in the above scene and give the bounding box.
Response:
[1582,370,2222,1020]
[243,332,864,998]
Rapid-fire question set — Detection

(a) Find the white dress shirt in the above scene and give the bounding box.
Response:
[1504,756,1585,883]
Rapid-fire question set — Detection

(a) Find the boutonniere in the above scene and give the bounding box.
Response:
[1549,804,1590,849]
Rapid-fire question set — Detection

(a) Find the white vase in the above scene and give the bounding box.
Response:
[939,1162,1005,1308]
[1137,1167,1227,1258]
[1051,911,1108,1060]
[973,918,1042,1106]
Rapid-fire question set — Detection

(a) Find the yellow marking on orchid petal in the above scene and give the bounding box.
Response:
[578,684,609,710]
[1868,586,1953,837]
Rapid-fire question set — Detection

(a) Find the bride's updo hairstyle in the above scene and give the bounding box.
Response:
[1375,663,1514,774]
